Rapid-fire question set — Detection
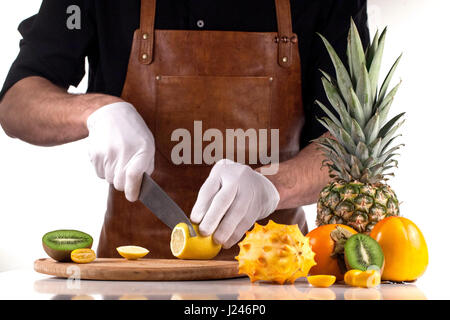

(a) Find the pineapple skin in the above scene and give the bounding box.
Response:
[316,181,399,234]
[314,21,403,233]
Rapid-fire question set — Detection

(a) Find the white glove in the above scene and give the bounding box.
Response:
[190,159,280,249]
[86,102,155,202]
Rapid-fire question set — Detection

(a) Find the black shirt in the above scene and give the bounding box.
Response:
[0,0,369,148]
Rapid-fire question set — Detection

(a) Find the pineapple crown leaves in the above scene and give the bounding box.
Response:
[315,18,405,184]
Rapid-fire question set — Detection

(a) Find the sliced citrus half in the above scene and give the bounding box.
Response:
[307,275,336,288]
[71,248,96,264]
[170,223,222,260]
[116,245,149,260]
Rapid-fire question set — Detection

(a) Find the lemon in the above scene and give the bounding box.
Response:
[116,245,149,260]
[307,275,336,288]
[170,223,222,260]
[71,248,96,264]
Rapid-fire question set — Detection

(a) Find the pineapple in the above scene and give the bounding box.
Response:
[315,19,403,233]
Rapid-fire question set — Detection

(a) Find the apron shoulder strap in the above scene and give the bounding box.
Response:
[275,0,296,68]
[139,0,156,65]
[138,0,295,68]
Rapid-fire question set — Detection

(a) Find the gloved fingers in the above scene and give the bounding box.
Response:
[93,158,106,180]
[113,161,126,192]
[257,172,281,215]
[104,157,117,185]
[222,215,256,249]
[145,156,155,176]
[198,184,238,237]
[88,149,106,179]
[86,101,156,193]
[212,191,252,247]
[141,136,155,176]
[124,153,150,202]
[190,176,221,224]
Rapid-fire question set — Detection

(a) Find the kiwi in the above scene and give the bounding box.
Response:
[344,233,384,273]
[42,230,93,262]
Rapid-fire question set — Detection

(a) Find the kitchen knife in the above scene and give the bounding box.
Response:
[139,173,197,237]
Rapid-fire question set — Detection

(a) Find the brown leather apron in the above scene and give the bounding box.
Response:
[97,0,306,260]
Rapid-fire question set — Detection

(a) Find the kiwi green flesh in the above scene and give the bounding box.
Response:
[344,234,384,272]
[42,230,93,262]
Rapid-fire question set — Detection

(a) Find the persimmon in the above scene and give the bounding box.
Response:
[306,224,357,280]
[370,217,428,282]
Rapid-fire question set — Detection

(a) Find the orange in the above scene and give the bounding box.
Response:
[306,224,357,280]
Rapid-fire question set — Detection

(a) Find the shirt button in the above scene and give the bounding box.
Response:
[197,20,205,28]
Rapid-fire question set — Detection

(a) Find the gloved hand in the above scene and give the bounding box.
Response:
[190,159,280,249]
[86,102,155,202]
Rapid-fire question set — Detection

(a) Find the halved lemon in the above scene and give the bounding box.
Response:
[116,245,149,260]
[307,275,336,288]
[71,248,96,264]
[170,223,222,260]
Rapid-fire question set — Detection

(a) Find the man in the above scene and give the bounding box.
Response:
[0,0,369,259]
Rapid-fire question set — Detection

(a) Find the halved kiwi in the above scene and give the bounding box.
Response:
[42,230,93,262]
[344,233,384,273]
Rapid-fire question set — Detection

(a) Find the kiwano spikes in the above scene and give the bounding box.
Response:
[235,220,316,284]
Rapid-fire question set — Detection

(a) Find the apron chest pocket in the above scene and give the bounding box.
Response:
[154,75,273,166]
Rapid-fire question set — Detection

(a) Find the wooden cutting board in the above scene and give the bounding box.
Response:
[34,258,244,281]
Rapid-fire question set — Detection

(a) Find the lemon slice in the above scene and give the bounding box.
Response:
[170,223,222,260]
[116,245,149,260]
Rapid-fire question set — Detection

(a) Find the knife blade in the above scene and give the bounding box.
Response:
[139,173,196,237]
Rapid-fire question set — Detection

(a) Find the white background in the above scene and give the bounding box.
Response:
[0,0,449,298]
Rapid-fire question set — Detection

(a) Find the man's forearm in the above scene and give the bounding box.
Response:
[261,134,331,209]
[0,76,122,146]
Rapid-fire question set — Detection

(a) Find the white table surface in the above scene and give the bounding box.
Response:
[0,265,441,300]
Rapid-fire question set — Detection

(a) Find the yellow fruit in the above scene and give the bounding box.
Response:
[370,216,428,282]
[344,269,381,288]
[307,275,336,288]
[170,223,222,260]
[116,246,149,260]
[70,248,96,264]
[344,269,361,286]
[235,220,316,284]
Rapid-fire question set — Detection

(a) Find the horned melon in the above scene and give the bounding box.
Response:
[235,220,316,284]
